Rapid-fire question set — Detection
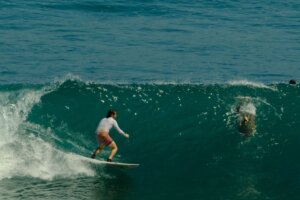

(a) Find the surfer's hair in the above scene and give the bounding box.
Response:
[106,109,116,118]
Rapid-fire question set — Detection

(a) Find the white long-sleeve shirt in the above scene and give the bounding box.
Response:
[96,117,125,135]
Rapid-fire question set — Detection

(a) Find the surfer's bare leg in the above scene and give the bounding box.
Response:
[95,145,105,155]
[91,144,105,158]
[108,141,118,161]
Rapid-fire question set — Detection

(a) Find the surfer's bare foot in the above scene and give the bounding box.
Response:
[107,158,112,162]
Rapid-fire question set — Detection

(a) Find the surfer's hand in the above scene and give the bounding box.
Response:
[124,133,130,138]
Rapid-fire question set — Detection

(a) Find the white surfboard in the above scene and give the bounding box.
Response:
[80,156,140,169]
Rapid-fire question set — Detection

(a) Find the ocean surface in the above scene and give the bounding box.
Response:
[0,0,300,200]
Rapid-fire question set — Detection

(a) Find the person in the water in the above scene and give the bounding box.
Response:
[236,106,256,137]
[91,109,129,162]
[289,79,296,85]
[238,113,256,137]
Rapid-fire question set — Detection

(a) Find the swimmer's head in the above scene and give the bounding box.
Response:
[289,79,296,85]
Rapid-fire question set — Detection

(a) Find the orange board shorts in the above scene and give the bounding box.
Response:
[96,132,113,146]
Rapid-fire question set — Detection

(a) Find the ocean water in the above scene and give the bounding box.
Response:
[1,1,300,200]
[1,0,300,83]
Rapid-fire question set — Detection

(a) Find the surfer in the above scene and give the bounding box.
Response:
[91,109,129,162]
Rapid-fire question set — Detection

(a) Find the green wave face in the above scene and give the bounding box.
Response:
[1,80,299,199]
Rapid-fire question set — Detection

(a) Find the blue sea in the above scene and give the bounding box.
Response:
[0,1,300,200]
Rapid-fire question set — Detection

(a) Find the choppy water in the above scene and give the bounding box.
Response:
[0,0,300,83]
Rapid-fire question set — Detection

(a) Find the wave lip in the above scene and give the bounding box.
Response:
[227,80,277,90]
[0,85,98,181]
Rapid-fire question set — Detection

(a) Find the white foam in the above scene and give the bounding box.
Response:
[0,89,42,146]
[228,80,277,91]
[0,86,97,181]
[238,103,256,115]
[0,137,96,180]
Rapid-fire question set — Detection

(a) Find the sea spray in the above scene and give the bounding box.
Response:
[0,85,98,180]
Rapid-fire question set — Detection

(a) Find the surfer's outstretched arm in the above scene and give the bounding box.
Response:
[113,120,130,138]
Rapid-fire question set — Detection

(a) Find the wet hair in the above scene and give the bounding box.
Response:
[106,109,116,118]
[289,79,296,85]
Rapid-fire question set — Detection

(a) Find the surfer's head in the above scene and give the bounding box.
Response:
[107,109,117,119]
[289,79,296,85]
